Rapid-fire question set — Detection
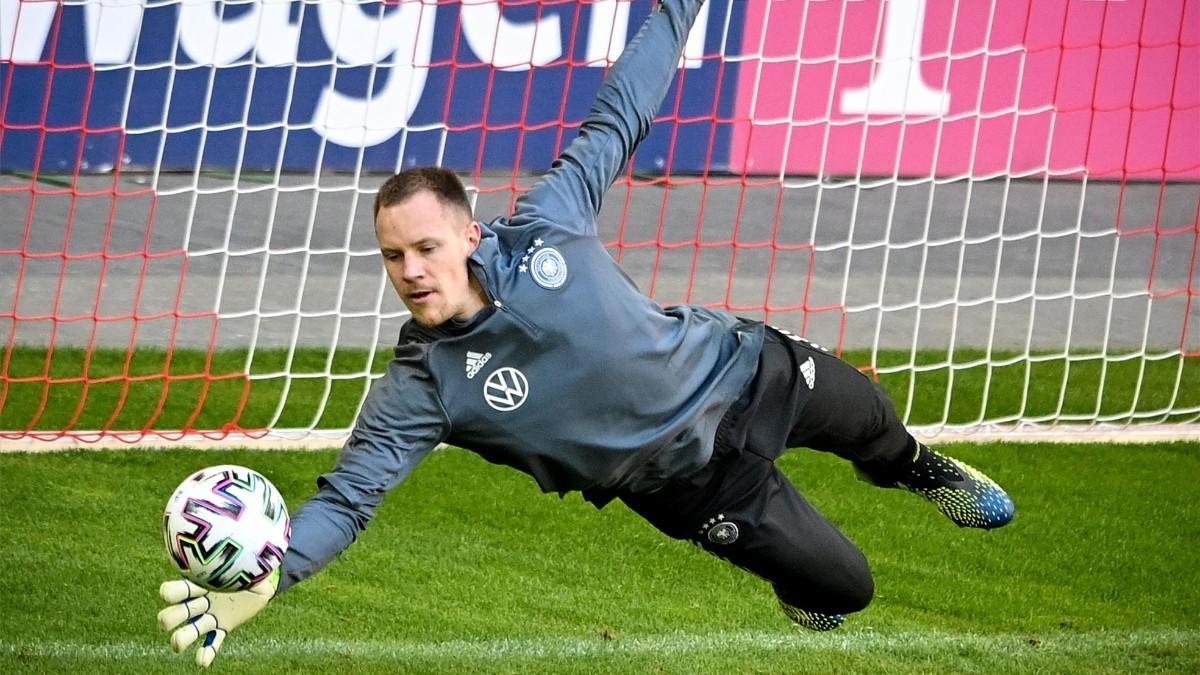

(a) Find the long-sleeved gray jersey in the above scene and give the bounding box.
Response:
[279,0,764,592]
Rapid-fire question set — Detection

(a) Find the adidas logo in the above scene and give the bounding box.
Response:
[800,357,816,390]
[465,350,492,379]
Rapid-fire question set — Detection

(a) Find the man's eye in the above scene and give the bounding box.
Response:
[420,246,436,254]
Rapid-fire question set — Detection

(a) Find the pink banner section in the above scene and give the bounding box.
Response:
[730,0,1200,179]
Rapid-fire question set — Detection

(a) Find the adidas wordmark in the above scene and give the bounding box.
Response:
[466,350,492,379]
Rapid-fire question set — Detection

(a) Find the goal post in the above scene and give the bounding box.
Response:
[2,0,1197,447]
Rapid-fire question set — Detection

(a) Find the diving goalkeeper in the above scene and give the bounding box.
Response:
[158,0,1015,666]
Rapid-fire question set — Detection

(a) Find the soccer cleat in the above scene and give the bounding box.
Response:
[886,445,1015,529]
[778,601,845,631]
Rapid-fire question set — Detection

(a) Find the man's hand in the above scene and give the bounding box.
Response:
[157,571,278,667]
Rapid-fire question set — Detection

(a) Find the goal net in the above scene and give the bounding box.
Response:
[2,0,1197,445]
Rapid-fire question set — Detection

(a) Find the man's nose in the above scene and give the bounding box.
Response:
[401,257,424,281]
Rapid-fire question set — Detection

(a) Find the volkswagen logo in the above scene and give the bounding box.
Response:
[483,367,529,412]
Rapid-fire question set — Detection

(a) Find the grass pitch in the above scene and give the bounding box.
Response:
[1,443,1198,673]
[3,346,1197,431]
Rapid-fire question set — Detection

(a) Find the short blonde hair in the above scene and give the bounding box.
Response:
[374,167,472,221]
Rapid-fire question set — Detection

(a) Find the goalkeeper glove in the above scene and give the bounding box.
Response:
[157,570,278,668]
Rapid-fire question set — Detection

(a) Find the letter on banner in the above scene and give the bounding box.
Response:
[584,0,708,69]
[460,0,562,71]
[85,0,143,64]
[1,0,57,62]
[178,1,264,65]
[840,0,949,115]
[254,1,302,66]
[152,0,298,65]
[314,0,437,147]
[585,0,629,65]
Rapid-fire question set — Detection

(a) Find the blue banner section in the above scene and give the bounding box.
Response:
[1,1,743,175]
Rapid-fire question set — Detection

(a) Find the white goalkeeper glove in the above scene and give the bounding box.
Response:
[157,570,278,668]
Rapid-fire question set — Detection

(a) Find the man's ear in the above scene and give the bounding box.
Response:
[464,220,482,253]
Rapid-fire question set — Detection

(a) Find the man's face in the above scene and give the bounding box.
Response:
[375,191,482,327]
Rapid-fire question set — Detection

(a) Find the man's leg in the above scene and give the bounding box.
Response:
[759,327,1015,530]
[621,449,872,631]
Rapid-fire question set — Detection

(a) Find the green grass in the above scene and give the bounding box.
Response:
[0,347,394,431]
[3,346,1197,431]
[1,444,1198,673]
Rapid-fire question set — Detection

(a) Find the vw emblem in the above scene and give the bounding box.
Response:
[706,521,739,545]
[483,367,529,412]
[529,247,567,289]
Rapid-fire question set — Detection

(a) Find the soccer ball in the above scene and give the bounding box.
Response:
[162,464,291,592]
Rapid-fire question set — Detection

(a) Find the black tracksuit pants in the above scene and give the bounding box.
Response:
[620,325,916,615]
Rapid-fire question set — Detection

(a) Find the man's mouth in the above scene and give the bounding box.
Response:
[408,289,435,304]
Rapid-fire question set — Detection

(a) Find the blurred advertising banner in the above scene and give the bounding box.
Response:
[2,0,1195,179]
[729,0,1199,180]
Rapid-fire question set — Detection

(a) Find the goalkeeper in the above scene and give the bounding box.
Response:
[159,0,1014,665]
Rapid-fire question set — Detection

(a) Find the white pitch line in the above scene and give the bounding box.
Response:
[2,629,1197,661]
[5,423,1200,453]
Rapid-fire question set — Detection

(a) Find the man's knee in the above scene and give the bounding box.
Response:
[839,559,876,612]
[777,579,874,616]
[828,548,875,613]
[774,547,875,615]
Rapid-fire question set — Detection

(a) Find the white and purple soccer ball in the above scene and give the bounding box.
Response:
[162,464,290,592]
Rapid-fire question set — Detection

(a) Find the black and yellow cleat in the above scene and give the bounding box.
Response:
[779,602,846,631]
[885,445,1015,529]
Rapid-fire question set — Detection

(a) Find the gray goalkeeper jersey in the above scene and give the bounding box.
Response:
[280,0,764,591]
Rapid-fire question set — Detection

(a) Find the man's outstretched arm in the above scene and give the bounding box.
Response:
[513,0,707,235]
[277,358,448,593]
[157,369,443,668]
